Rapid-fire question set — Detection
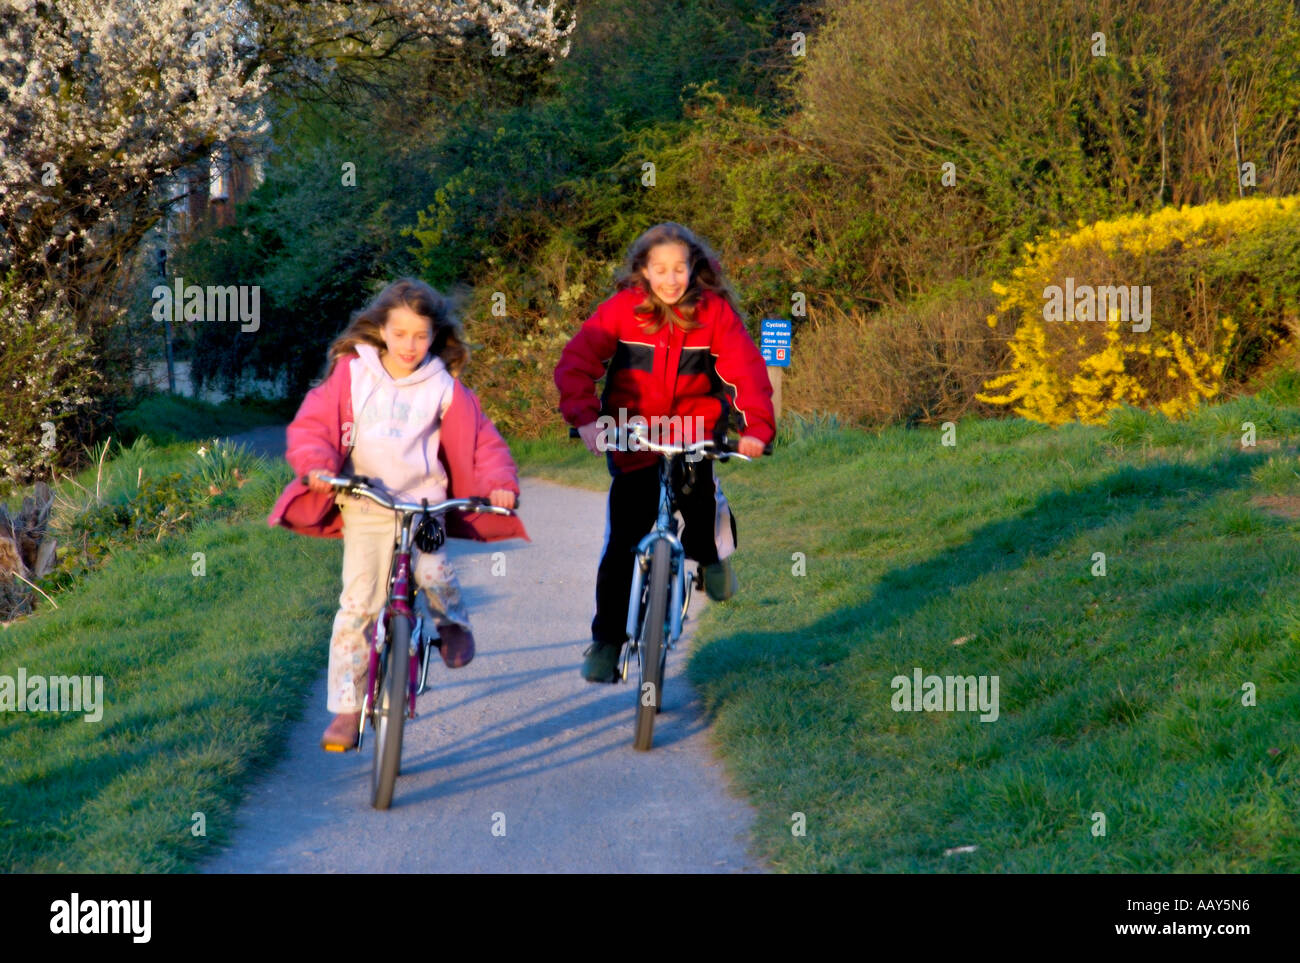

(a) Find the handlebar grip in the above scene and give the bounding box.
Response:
[302,472,370,487]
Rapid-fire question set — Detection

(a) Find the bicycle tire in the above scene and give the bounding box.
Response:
[372,613,410,809]
[634,539,671,751]
[655,637,668,714]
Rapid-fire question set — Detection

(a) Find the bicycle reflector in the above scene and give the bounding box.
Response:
[415,512,445,553]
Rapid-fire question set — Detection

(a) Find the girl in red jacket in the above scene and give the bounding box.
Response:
[554,223,775,683]
[269,278,527,750]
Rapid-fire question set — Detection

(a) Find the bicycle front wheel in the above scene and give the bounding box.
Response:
[634,539,672,751]
[372,612,410,809]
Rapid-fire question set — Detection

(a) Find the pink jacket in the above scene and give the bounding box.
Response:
[267,352,529,543]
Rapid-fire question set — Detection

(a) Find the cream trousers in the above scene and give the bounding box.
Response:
[327,494,472,713]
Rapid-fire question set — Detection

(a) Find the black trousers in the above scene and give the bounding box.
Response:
[591,457,737,648]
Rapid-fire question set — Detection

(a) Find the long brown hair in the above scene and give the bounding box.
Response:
[323,278,469,379]
[613,223,742,333]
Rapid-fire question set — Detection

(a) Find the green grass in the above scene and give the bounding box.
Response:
[687,404,1300,872]
[0,445,338,871]
[511,435,611,491]
[6,392,1300,871]
[113,391,288,447]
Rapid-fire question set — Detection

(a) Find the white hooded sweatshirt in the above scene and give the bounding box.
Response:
[345,343,456,504]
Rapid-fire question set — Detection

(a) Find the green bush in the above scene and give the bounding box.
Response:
[1199,213,1300,376]
[797,0,1300,231]
[0,275,103,497]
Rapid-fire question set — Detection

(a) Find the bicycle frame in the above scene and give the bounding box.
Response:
[618,431,747,681]
[311,475,515,741]
[363,508,424,733]
[622,457,690,673]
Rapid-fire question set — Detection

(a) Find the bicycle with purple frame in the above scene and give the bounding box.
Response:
[310,472,518,809]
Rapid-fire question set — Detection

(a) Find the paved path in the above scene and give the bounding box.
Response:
[227,424,289,461]
[207,426,764,872]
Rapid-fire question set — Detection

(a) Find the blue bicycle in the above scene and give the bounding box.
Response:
[613,423,759,751]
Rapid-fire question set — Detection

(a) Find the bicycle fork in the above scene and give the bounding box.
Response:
[622,531,691,678]
[361,549,419,752]
[390,551,422,720]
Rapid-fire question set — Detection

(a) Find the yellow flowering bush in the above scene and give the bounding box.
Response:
[977,197,1300,425]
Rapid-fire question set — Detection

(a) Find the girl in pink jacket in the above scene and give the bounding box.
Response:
[268,278,528,751]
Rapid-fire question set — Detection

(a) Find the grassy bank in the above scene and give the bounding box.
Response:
[113,391,290,446]
[0,406,598,872]
[686,399,1300,871]
[0,408,338,872]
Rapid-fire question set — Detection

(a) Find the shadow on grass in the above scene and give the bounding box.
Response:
[692,448,1265,686]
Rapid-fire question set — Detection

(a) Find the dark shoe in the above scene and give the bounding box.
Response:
[321,712,361,752]
[437,624,475,668]
[582,642,622,683]
[703,557,738,601]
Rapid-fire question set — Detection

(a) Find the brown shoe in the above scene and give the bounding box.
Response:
[321,711,361,751]
[436,624,475,668]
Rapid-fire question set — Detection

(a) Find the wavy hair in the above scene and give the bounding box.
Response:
[323,278,469,379]
[613,222,742,333]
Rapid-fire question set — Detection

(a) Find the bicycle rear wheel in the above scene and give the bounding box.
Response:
[634,539,671,751]
[372,612,410,809]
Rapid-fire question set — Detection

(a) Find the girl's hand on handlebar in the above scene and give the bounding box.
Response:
[306,469,333,493]
[488,488,516,510]
[577,421,604,456]
[737,435,766,458]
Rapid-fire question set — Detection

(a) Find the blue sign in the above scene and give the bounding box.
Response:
[760,319,792,367]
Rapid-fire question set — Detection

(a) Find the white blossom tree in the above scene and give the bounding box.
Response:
[0,0,572,488]
[0,0,575,331]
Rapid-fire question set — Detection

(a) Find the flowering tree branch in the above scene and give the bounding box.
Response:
[0,0,575,335]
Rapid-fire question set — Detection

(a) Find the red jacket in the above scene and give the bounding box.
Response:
[554,288,776,472]
[267,352,529,542]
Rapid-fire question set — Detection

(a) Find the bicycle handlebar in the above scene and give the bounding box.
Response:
[304,473,519,516]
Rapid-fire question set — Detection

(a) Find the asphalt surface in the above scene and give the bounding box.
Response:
[205,427,763,873]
